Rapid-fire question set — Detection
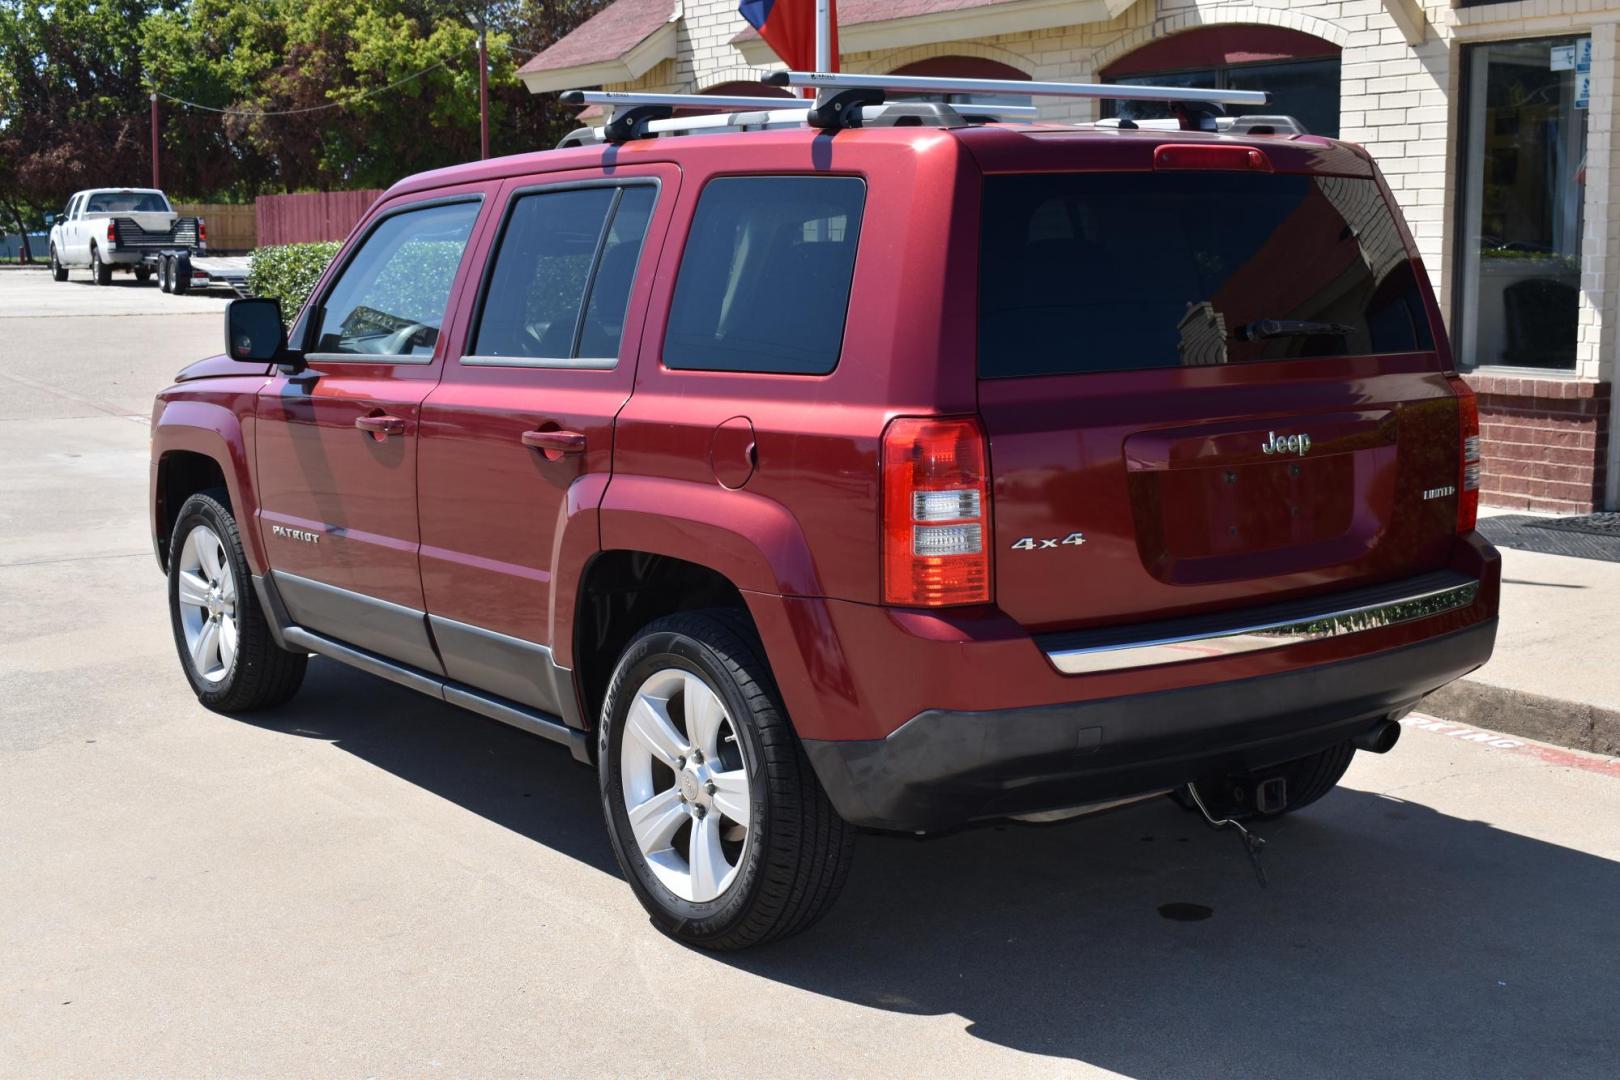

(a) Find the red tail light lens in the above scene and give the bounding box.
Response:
[882,417,992,607]
[1452,378,1481,533]
[198,218,206,244]
[106,219,116,243]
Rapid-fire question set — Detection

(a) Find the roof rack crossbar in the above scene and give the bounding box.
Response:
[764,70,1269,107]
[564,90,814,112]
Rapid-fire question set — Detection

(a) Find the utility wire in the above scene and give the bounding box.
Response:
[154,58,454,117]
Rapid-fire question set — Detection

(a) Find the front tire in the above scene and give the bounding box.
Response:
[167,491,307,712]
[49,246,67,282]
[599,611,854,950]
[91,245,111,286]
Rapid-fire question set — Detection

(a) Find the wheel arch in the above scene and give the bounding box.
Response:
[571,550,756,740]
[151,401,259,572]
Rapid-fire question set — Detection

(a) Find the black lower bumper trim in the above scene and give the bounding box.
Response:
[803,620,1497,832]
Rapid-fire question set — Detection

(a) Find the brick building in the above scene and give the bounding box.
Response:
[521,0,1620,513]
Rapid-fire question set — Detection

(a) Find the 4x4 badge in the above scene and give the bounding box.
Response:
[1011,532,1086,551]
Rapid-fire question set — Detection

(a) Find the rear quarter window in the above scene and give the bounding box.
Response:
[978,171,1435,378]
[663,176,865,375]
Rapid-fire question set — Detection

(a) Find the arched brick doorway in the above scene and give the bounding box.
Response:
[1101,26,1341,137]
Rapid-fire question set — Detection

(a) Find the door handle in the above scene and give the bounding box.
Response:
[522,429,587,456]
[355,414,407,437]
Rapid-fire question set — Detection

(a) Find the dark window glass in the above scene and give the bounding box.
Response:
[1455,38,1586,371]
[579,186,656,358]
[86,191,170,213]
[1105,57,1341,139]
[978,172,1434,379]
[664,176,865,374]
[314,201,479,358]
[471,185,656,362]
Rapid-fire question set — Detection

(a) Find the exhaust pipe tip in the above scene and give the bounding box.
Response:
[1353,719,1403,755]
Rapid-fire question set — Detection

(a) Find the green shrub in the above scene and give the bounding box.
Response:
[248,242,339,321]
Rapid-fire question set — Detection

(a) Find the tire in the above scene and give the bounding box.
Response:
[49,246,67,282]
[167,490,307,713]
[134,265,152,284]
[1266,740,1356,815]
[172,255,191,294]
[159,256,173,293]
[599,610,854,950]
[91,245,111,286]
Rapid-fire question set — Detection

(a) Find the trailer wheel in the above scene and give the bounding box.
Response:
[172,254,192,295]
[159,256,173,293]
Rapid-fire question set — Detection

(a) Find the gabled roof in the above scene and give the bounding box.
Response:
[517,0,677,95]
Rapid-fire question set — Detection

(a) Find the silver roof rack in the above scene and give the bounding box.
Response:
[763,70,1269,107]
[557,89,1038,145]
[765,70,1266,133]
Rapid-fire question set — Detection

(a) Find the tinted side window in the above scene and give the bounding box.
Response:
[313,200,480,359]
[664,176,865,375]
[470,185,655,363]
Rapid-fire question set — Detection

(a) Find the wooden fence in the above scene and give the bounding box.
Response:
[255,190,384,247]
[174,203,256,252]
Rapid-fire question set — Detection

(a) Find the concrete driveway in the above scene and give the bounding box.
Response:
[2,272,1617,1078]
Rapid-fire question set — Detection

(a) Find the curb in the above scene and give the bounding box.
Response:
[1424,678,1620,758]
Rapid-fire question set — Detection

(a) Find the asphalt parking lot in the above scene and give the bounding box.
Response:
[2,268,1618,1078]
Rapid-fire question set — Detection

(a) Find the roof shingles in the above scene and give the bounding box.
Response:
[518,0,673,75]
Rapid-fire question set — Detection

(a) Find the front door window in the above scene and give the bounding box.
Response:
[1456,38,1589,371]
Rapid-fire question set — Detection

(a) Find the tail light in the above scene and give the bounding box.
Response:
[198,218,206,245]
[106,219,117,244]
[881,417,992,606]
[1452,378,1482,533]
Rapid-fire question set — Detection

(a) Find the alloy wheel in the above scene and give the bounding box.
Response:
[175,523,238,683]
[619,667,752,903]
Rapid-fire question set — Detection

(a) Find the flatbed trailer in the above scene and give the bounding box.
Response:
[109,215,251,296]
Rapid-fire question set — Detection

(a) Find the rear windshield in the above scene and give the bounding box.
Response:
[979,172,1435,378]
[86,192,169,213]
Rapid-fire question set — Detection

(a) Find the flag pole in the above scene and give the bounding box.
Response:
[815,0,830,71]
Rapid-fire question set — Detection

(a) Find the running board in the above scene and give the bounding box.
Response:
[281,624,591,762]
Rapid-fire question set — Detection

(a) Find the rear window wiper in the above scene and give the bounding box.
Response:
[1233,319,1355,341]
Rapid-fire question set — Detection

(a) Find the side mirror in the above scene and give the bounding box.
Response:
[225,298,304,373]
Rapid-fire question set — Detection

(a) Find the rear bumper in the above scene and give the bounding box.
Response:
[803,617,1497,831]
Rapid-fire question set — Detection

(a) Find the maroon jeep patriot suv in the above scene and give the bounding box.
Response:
[150,76,1499,949]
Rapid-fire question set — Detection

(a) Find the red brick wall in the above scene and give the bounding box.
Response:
[1464,373,1610,514]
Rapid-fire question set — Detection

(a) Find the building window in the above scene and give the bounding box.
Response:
[1101,26,1341,138]
[1455,38,1589,371]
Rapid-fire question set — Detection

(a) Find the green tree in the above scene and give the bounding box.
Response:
[0,0,161,237]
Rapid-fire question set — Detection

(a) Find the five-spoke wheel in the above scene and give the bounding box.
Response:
[174,523,238,683]
[619,668,753,903]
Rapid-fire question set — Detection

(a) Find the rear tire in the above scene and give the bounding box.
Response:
[49,246,67,282]
[91,245,111,286]
[167,490,307,713]
[1267,740,1356,815]
[599,610,854,950]
[172,254,191,294]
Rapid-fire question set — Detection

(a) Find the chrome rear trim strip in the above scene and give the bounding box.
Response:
[1045,579,1480,676]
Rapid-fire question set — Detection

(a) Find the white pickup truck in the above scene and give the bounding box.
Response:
[47,187,249,295]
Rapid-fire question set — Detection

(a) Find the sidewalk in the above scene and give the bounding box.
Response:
[1426,516,1620,757]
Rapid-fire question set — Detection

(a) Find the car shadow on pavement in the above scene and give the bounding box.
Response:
[253,659,1614,1078]
[243,657,620,876]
